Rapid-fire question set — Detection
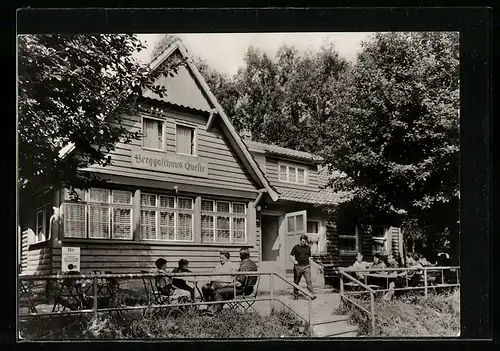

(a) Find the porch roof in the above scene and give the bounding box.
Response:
[244,140,323,164]
[276,187,352,206]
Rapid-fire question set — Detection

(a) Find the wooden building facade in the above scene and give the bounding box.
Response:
[19,41,403,287]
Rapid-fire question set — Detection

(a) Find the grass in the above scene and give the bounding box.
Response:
[19,307,311,339]
[335,288,460,337]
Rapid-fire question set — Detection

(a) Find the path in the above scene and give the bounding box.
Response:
[253,287,358,337]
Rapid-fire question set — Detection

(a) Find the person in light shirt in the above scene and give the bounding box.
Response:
[350,252,371,280]
[202,251,238,301]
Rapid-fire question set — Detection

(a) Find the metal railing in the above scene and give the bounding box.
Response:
[338,266,460,336]
[18,271,315,335]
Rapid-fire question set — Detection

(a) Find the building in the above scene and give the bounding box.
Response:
[19,41,403,287]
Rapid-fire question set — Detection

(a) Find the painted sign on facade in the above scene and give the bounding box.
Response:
[131,150,209,178]
[62,247,81,272]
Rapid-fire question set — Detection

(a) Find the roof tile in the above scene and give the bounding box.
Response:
[276,186,352,205]
[245,140,323,163]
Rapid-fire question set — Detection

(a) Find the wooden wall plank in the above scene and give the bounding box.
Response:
[98,107,260,194]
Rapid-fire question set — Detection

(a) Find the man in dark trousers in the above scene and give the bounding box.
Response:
[290,234,322,300]
[209,247,258,314]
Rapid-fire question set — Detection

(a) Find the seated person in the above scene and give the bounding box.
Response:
[154,258,190,302]
[435,251,454,283]
[366,253,387,287]
[418,255,433,267]
[210,248,257,313]
[172,259,195,302]
[202,251,238,302]
[386,254,400,269]
[369,253,387,270]
[383,254,424,300]
[349,252,371,281]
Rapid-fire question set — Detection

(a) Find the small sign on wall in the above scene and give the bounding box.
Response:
[62,247,80,272]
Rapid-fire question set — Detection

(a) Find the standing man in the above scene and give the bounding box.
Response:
[290,235,322,300]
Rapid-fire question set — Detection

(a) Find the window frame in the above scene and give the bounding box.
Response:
[139,193,195,242]
[141,115,165,151]
[200,199,247,244]
[306,219,325,255]
[372,225,389,254]
[175,121,198,157]
[338,225,359,254]
[278,162,308,185]
[35,191,52,243]
[64,188,133,240]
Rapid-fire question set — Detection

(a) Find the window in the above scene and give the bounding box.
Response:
[278,163,307,185]
[64,188,132,240]
[140,193,194,242]
[142,117,164,150]
[201,199,247,244]
[372,226,388,253]
[337,223,358,253]
[307,220,324,255]
[35,191,52,243]
[176,124,196,155]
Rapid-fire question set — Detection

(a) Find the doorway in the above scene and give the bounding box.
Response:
[261,215,282,264]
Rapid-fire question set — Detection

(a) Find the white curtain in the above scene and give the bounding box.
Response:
[143,119,162,149]
[176,125,193,154]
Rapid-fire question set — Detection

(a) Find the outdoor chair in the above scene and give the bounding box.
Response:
[141,270,164,305]
[140,270,188,318]
[19,279,38,316]
[52,271,89,312]
[227,275,260,312]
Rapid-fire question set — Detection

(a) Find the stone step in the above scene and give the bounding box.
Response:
[312,314,350,325]
[313,322,358,337]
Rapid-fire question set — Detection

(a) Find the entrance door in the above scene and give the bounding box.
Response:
[261,215,281,263]
[285,210,307,271]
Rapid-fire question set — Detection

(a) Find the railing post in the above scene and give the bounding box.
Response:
[339,271,344,306]
[424,268,428,298]
[456,268,459,285]
[233,274,236,299]
[370,292,375,336]
[308,296,313,335]
[270,273,274,313]
[441,268,444,285]
[193,275,197,303]
[93,275,98,319]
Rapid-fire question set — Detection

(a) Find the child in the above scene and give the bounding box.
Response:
[171,259,195,302]
[155,258,174,296]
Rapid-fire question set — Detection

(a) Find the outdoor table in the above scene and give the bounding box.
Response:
[365,273,401,289]
[182,278,206,302]
[190,277,235,303]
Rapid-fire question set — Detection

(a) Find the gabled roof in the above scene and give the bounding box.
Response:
[59,40,279,202]
[144,48,212,112]
[245,140,323,164]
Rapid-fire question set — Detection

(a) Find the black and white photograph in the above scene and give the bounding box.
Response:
[17,22,463,339]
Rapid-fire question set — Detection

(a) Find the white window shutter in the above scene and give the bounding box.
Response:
[64,203,86,238]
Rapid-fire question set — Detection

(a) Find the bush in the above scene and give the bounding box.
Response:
[335,289,460,337]
[20,307,311,339]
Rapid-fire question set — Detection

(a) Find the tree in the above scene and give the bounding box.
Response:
[194,57,239,119]
[150,34,182,61]
[322,32,459,245]
[18,34,182,195]
[231,44,349,153]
